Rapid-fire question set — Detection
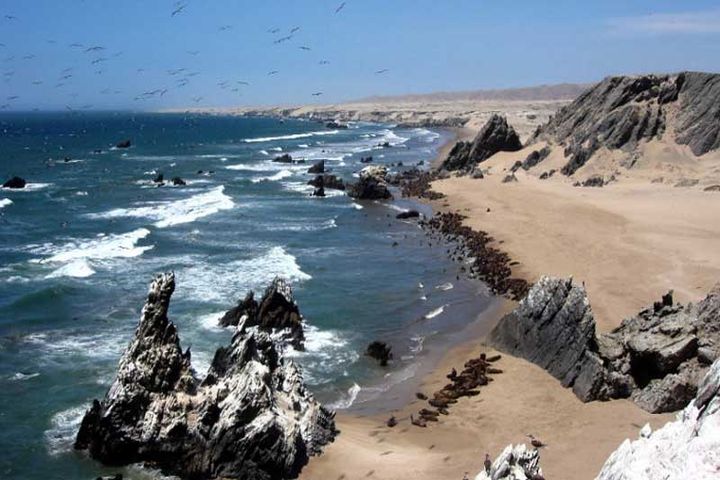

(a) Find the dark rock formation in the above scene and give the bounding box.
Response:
[582,175,605,187]
[308,174,345,191]
[325,121,348,129]
[441,115,522,172]
[490,277,720,413]
[396,210,420,220]
[360,156,373,163]
[347,177,392,200]
[308,160,325,174]
[219,278,306,351]
[366,341,393,366]
[502,173,518,183]
[115,140,131,149]
[521,146,551,171]
[153,173,164,184]
[171,176,186,186]
[2,176,26,189]
[704,184,720,192]
[75,274,335,479]
[273,153,293,164]
[539,169,556,180]
[533,72,720,175]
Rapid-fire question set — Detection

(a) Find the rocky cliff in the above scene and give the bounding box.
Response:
[75,273,336,480]
[596,357,720,479]
[441,114,522,173]
[474,444,543,480]
[490,277,720,413]
[532,72,720,175]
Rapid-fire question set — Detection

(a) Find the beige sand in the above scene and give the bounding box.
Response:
[433,145,720,331]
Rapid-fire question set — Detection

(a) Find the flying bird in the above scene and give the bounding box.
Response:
[4,15,18,21]
[335,2,346,14]
[267,70,279,76]
[69,43,83,48]
[32,80,43,85]
[84,46,105,53]
[22,54,36,60]
[312,92,323,96]
[375,68,389,74]
[273,35,293,44]
[218,25,233,31]
[6,95,19,100]
[299,46,311,51]
[237,81,250,85]
[192,96,203,103]
[90,57,107,65]
[290,26,300,33]
[171,3,186,16]
[186,50,200,55]
[319,60,330,65]
[267,27,280,34]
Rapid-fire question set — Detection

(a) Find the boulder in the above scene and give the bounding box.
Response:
[75,274,335,480]
[441,115,522,172]
[273,153,293,164]
[152,173,164,184]
[582,175,605,187]
[359,165,388,181]
[2,176,26,189]
[360,156,373,163]
[366,341,393,366]
[325,121,348,129]
[522,147,551,171]
[171,176,186,186]
[308,174,345,191]
[308,160,325,174]
[596,358,720,479]
[489,277,720,413]
[396,210,420,220]
[115,139,131,149]
[502,173,518,183]
[347,176,392,200]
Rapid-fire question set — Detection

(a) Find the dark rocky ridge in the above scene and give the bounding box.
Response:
[532,72,720,175]
[490,276,720,413]
[219,278,306,350]
[75,273,336,479]
[441,114,522,172]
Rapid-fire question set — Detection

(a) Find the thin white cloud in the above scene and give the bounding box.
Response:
[609,9,720,34]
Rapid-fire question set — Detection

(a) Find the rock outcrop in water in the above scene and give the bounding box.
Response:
[2,176,26,189]
[474,444,544,480]
[308,160,325,174]
[308,174,345,191]
[532,72,720,175]
[115,139,131,149]
[219,278,306,350]
[75,273,336,480]
[347,165,393,200]
[441,114,522,172]
[596,357,720,480]
[489,276,720,413]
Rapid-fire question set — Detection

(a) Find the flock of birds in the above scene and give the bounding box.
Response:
[1,1,390,111]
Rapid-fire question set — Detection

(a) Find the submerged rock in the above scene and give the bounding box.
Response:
[75,273,335,479]
[115,139,131,149]
[2,176,26,189]
[308,160,325,174]
[441,115,522,172]
[490,277,720,413]
[308,174,345,191]
[366,341,393,366]
[273,153,293,164]
[596,358,720,479]
[219,278,306,350]
[325,121,348,130]
[171,176,186,186]
[474,444,543,480]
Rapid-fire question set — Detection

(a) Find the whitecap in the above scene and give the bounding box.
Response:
[424,304,447,319]
[435,282,454,291]
[9,372,40,381]
[352,203,364,210]
[87,186,234,228]
[270,147,283,152]
[226,163,272,172]
[259,150,269,156]
[45,259,96,278]
[1,182,52,192]
[251,169,293,183]
[45,404,88,455]
[0,198,12,208]
[75,191,88,196]
[242,130,338,143]
[198,311,227,331]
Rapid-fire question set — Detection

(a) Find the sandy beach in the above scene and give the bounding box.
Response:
[298,116,720,478]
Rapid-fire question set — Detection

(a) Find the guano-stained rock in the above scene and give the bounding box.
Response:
[75,273,336,480]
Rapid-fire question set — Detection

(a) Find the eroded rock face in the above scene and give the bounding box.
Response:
[596,358,720,480]
[533,72,720,175]
[441,114,522,172]
[75,273,336,480]
[490,277,720,413]
[348,166,392,200]
[474,444,544,480]
[219,278,306,351]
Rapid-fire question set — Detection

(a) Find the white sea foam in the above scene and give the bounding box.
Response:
[251,169,293,183]
[435,282,454,291]
[45,404,88,455]
[88,186,234,228]
[75,191,88,196]
[175,246,311,304]
[328,383,361,410]
[270,147,283,152]
[424,304,447,319]
[29,228,153,278]
[226,163,272,172]
[259,149,269,156]
[352,203,364,210]
[1,182,52,192]
[242,130,339,143]
[198,311,227,331]
[8,372,40,381]
[263,218,337,232]
[0,198,12,208]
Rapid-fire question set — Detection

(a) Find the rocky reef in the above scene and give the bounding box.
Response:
[75,273,336,480]
[347,165,393,200]
[474,444,543,480]
[532,72,720,175]
[2,176,26,189]
[219,277,306,350]
[490,277,720,413]
[441,114,522,172]
[596,357,720,479]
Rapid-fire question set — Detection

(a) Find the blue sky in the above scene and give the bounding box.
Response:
[1,0,720,110]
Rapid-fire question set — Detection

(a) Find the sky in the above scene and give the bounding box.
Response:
[1,0,720,111]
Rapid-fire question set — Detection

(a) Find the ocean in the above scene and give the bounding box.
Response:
[0,112,494,479]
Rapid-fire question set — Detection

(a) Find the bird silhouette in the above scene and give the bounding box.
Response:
[375,69,389,74]
[312,92,323,96]
[335,2,346,14]
[171,3,186,17]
